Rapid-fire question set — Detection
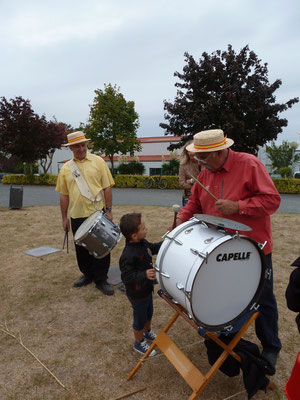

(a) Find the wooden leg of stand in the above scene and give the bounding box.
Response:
[127,311,181,380]
[190,312,260,399]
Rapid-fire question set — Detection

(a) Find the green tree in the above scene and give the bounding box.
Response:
[162,159,180,175]
[161,150,180,175]
[85,84,141,172]
[160,45,299,154]
[265,141,300,173]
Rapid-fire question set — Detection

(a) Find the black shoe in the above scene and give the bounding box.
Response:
[261,350,278,370]
[95,281,114,295]
[73,275,93,287]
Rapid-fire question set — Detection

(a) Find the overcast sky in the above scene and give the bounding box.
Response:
[1,0,299,144]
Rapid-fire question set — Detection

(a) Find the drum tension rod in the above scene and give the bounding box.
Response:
[232,231,241,239]
[190,249,208,263]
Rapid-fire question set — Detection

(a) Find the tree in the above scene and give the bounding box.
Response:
[39,121,69,173]
[162,159,180,175]
[0,96,47,164]
[160,45,299,154]
[265,141,300,174]
[85,84,141,173]
[0,96,68,172]
[161,150,180,175]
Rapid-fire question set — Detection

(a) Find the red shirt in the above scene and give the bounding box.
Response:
[178,149,281,254]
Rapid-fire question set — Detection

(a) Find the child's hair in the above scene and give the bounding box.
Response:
[119,213,142,240]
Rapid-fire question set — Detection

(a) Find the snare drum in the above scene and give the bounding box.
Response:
[155,218,266,331]
[74,211,122,259]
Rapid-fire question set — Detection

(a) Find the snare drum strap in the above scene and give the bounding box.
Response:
[68,160,102,203]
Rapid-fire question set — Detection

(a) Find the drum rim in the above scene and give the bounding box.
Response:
[190,235,266,331]
[74,210,103,242]
[155,219,200,296]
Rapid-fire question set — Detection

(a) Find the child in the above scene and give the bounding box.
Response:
[119,212,162,356]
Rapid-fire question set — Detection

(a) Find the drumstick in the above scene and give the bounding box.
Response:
[172,204,181,229]
[189,174,218,201]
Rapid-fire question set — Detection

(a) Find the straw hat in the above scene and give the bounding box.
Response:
[62,131,91,147]
[186,129,234,153]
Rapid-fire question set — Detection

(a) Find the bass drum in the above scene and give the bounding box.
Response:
[155,218,266,331]
[74,211,122,259]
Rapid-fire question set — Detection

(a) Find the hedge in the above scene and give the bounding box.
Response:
[113,175,179,189]
[2,174,58,186]
[272,178,300,194]
[2,174,300,193]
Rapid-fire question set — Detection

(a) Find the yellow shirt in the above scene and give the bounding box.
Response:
[56,152,115,218]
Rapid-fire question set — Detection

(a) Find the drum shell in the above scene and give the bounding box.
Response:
[74,211,122,259]
[155,219,266,331]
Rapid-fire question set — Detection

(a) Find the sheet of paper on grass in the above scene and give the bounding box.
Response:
[107,264,122,285]
[23,246,62,257]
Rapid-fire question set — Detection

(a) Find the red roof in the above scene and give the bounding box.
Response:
[137,136,181,143]
[102,155,178,162]
[58,135,182,164]
[58,154,178,164]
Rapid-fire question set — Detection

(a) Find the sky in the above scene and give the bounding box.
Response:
[1,0,299,144]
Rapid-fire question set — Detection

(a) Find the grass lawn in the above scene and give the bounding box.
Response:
[0,205,299,400]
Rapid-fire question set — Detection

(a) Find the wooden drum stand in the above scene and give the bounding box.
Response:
[127,291,270,399]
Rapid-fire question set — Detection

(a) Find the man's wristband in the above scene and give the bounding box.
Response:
[105,207,112,212]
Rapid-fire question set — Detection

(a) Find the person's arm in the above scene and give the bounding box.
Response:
[60,194,70,232]
[286,267,300,312]
[215,157,281,217]
[179,164,193,190]
[148,241,163,255]
[103,186,113,220]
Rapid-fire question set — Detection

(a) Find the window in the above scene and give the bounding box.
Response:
[149,168,162,176]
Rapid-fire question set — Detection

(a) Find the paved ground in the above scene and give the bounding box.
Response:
[0,184,299,213]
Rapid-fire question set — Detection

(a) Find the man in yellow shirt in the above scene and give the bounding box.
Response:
[56,131,115,295]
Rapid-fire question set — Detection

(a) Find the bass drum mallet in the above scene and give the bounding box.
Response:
[172,204,181,230]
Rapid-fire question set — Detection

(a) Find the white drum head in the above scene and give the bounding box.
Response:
[190,237,263,329]
[74,211,101,241]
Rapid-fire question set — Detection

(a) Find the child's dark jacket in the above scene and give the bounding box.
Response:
[119,239,162,300]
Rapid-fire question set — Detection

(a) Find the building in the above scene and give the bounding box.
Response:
[40,136,300,176]
[258,145,300,175]
[43,136,182,175]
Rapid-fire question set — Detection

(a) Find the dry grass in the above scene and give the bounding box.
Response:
[0,205,299,400]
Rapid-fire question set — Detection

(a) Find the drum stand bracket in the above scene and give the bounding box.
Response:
[127,292,271,399]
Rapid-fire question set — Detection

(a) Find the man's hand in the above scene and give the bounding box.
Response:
[105,210,113,221]
[62,217,70,232]
[215,199,239,215]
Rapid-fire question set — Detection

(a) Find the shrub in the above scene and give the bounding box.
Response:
[2,174,57,185]
[272,178,300,194]
[117,161,145,175]
[114,174,180,189]
[277,166,292,178]
[162,159,180,175]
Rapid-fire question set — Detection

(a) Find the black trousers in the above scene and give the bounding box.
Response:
[71,217,110,283]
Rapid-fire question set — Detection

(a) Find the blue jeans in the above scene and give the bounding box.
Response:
[255,253,281,354]
[129,294,154,331]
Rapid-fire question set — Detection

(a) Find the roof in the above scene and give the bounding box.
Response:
[58,154,178,164]
[57,135,182,164]
[137,136,182,143]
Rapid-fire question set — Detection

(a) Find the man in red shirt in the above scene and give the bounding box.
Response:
[173,129,281,369]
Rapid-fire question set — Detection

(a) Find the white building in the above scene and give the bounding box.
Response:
[43,136,182,176]
[41,136,300,176]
